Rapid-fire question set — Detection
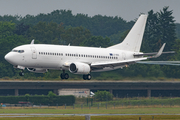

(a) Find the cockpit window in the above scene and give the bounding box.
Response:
[12,50,18,52]
[18,50,24,53]
[12,50,24,53]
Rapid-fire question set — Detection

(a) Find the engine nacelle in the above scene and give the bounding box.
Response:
[27,68,48,73]
[69,62,90,74]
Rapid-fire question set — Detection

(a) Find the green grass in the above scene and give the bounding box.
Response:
[0,115,180,120]
[1,106,180,114]
[1,107,180,120]
[0,117,85,120]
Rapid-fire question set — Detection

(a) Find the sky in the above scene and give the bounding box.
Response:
[0,0,180,23]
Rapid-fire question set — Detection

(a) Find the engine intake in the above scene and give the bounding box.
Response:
[69,62,90,74]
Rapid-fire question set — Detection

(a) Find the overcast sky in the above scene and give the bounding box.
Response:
[0,0,180,23]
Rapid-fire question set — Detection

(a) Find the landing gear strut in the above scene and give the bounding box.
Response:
[19,70,24,76]
[83,74,91,80]
[60,70,69,79]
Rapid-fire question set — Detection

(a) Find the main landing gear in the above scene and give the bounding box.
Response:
[83,74,91,80]
[60,70,92,80]
[60,70,69,79]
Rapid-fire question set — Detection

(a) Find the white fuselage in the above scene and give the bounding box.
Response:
[5,44,136,72]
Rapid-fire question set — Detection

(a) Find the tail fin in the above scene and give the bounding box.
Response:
[108,14,148,52]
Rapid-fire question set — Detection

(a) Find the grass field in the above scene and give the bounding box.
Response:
[1,106,180,114]
[0,115,180,120]
[1,106,180,119]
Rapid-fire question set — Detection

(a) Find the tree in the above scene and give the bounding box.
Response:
[27,22,64,44]
[143,7,176,53]
[94,91,113,101]
[14,23,30,35]
[48,91,56,104]
[48,91,56,98]
[0,21,15,39]
[25,94,30,101]
[61,26,92,45]
[142,10,160,52]
[176,23,180,39]
[158,6,176,51]
[81,36,112,47]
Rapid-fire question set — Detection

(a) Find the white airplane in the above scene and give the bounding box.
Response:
[4,14,170,80]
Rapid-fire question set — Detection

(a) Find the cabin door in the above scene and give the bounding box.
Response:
[31,47,37,59]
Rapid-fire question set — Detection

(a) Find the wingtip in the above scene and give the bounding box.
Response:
[152,43,166,58]
[31,39,34,44]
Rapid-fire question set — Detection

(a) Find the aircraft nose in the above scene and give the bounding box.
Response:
[4,53,14,64]
[5,53,10,62]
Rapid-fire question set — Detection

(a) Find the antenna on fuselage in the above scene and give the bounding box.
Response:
[31,39,34,44]
[68,43,70,46]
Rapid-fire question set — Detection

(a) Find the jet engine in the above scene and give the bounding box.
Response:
[69,62,90,74]
[27,68,48,73]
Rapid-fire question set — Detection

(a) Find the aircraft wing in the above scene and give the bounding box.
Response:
[134,51,175,57]
[137,61,180,66]
[91,57,147,68]
[134,43,175,58]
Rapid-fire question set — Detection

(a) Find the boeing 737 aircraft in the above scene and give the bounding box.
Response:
[4,14,169,80]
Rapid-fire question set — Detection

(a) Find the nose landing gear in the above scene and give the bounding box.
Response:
[19,70,24,76]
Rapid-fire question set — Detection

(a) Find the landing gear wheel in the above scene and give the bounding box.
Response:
[83,75,87,80]
[87,74,91,80]
[60,73,65,79]
[64,73,69,79]
[83,74,91,80]
[60,72,69,80]
[19,71,24,76]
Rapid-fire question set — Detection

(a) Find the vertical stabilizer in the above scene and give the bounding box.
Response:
[108,14,147,52]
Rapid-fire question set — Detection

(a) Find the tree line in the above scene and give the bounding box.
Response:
[1,6,180,80]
